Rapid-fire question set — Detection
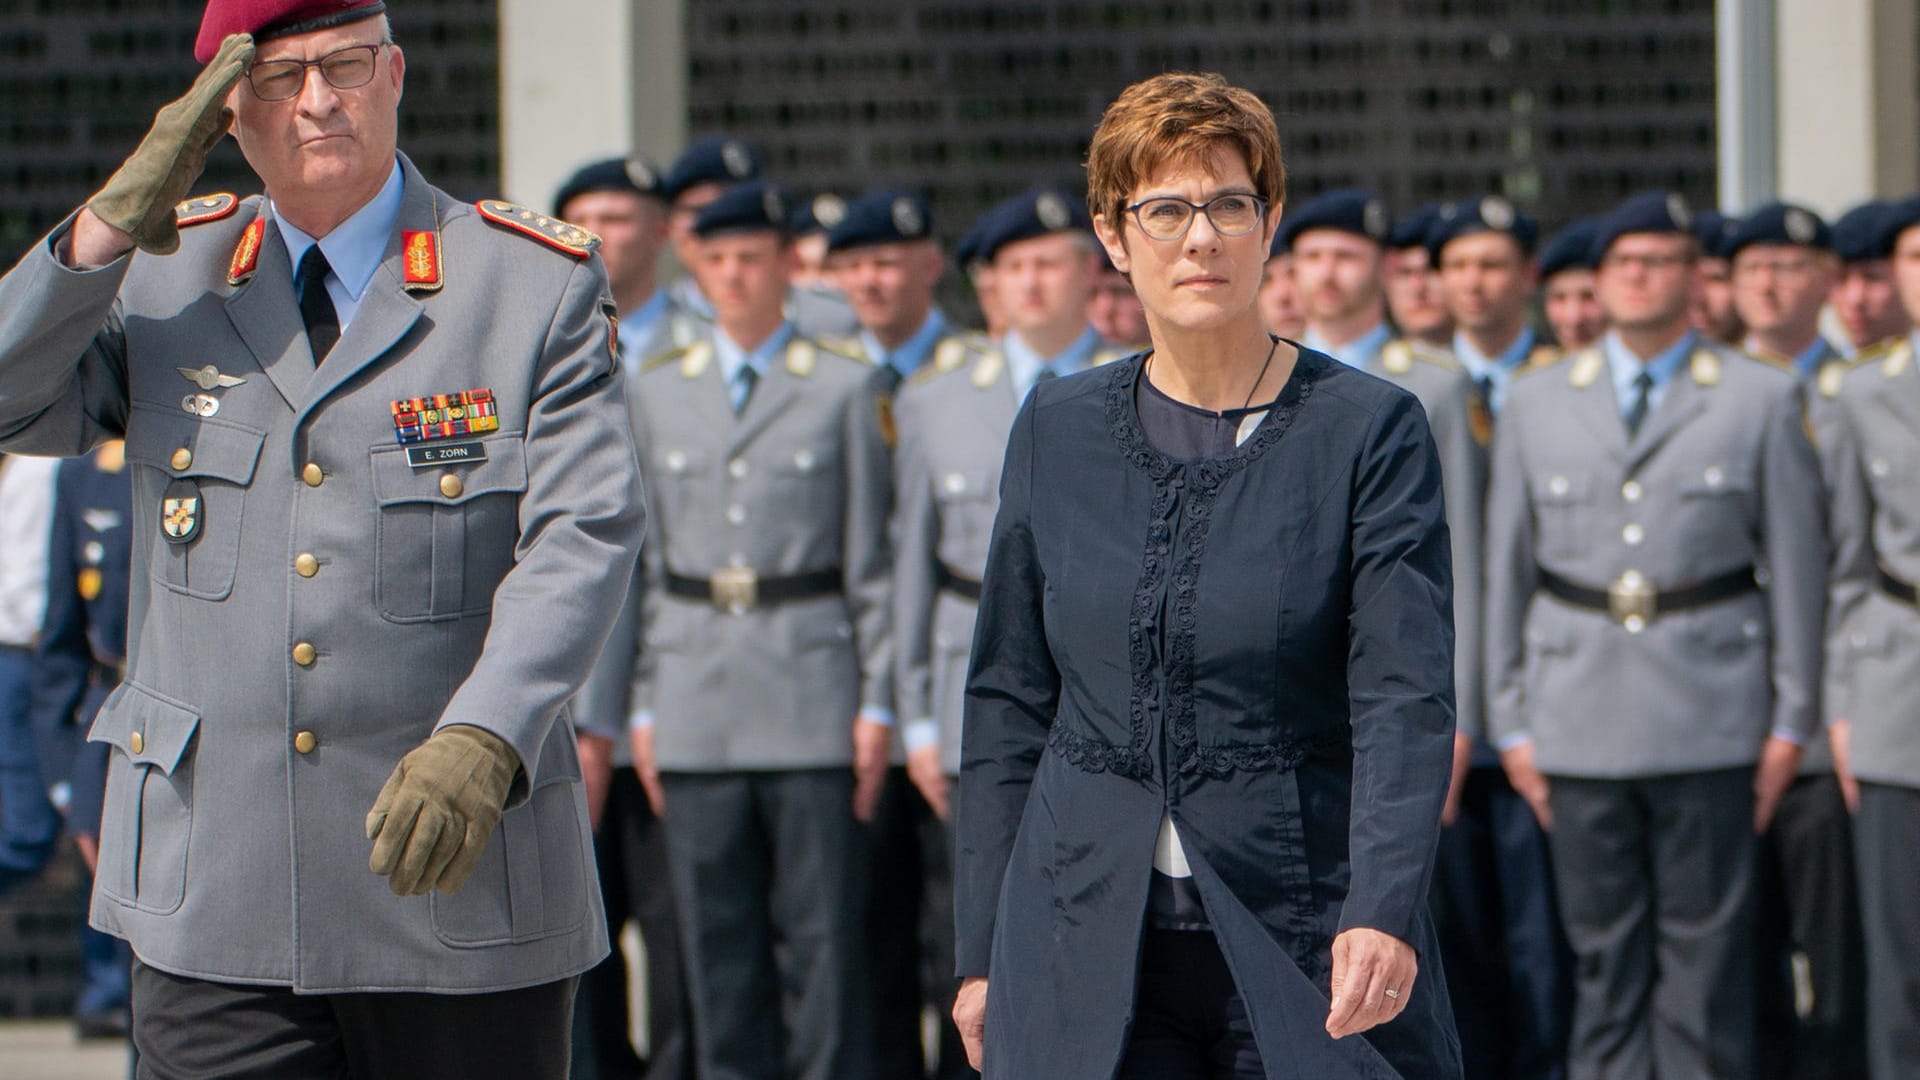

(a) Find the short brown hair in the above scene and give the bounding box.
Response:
[1085,72,1286,235]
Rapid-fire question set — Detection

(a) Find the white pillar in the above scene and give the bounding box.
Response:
[1717,0,1777,213]
[1775,0,1918,216]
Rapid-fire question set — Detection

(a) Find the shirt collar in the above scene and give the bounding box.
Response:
[1603,328,1697,399]
[275,159,404,303]
[1302,322,1391,369]
[1452,325,1536,379]
[713,322,795,385]
[1790,337,1834,380]
[861,309,948,380]
[1004,324,1103,391]
[625,289,669,332]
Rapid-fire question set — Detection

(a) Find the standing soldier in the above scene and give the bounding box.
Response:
[1426,196,1572,1080]
[1539,219,1606,352]
[1690,209,1746,346]
[1087,249,1150,349]
[976,188,1129,382]
[1486,192,1827,1080]
[1823,196,1920,1079]
[555,155,698,372]
[1384,202,1455,348]
[0,2,645,1074]
[662,135,762,322]
[0,451,59,899]
[1830,200,1911,356]
[620,181,894,1080]
[1257,236,1305,339]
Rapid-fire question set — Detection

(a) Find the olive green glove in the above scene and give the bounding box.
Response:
[87,33,254,255]
[366,724,521,897]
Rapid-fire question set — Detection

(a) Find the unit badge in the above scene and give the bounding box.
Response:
[160,479,202,545]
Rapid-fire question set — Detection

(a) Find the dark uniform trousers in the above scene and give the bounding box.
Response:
[660,769,872,1080]
[866,768,972,1079]
[132,960,576,1080]
[1546,769,1757,1080]
[1753,774,1867,1080]
[1855,782,1920,1079]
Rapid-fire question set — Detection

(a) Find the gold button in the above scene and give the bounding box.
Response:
[439,473,464,499]
[129,731,145,754]
[294,553,319,578]
[302,463,324,487]
[292,642,317,667]
[170,447,193,471]
[294,731,317,754]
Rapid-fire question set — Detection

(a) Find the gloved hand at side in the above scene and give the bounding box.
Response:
[366,724,521,897]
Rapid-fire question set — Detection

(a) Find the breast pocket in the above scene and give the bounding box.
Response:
[124,409,266,601]
[1530,471,1594,560]
[86,682,201,915]
[772,443,842,509]
[933,467,996,557]
[1675,463,1756,550]
[369,434,529,623]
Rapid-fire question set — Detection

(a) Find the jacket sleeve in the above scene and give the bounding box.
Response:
[28,464,91,737]
[954,398,1057,977]
[434,258,646,799]
[1822,396,1873,723]
[0,217,134,454]
[842,366,895,720]
[890,390,940,738]
[1424,371,1487,745]
[1481,391,1539,749]
[1336,390,1456,943]
[1760,382,1830,744]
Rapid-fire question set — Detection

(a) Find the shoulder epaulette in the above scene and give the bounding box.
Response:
[1746,347,1795,374]
[1567,349,1605,388]
[475,200,599,258]
[806,336,868,369]
[1525,344,1560,370]
[905,337,975,388]
[1690,349,1723,387]
[640,343,696,375]
[1384,339,1457,375]
[1090,346,1134,368]
[176,193,240,227]
[970,349,1006,389]
[1817,353,1870,399]
[1408,340,1461,371]
[1883,339,1912,378]
[816,334,868,363]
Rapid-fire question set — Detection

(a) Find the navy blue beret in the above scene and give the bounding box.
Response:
[825,189,935,253]
[1538,218,1601,279]
[1723,202,1832,259]
[790,192,849,236]
[552,156,666,217]
[663,136,763,202]
[691,180,792,239]
[975,187,1091,264]
[1589,190,1695,263]
[1882,195,1920,252]
[1425,195,1539,261]
[1832,200,1896,262]
[1387,202,1448,251]
[1689,208,1741,260]
[1276,188,1392,253]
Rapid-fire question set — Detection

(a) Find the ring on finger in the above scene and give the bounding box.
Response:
[1383,987,1401,1000]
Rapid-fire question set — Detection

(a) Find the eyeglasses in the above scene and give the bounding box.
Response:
[1126,194,1268,242]
[246,44,387,102]
[1599,251,1693,274]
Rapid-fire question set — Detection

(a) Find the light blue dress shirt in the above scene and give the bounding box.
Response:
[276,159,404,333]
[1453,325,1537,416]
[1004,324,1103,399]
[1602,328,1696,423]
[617,290,671,377]
[670,276,714,321]
[712,322,794,412]
[1301,322,1391,371]
[861,308,948,383]
[1789,338,1830,382]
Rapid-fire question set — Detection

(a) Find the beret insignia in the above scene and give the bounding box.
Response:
[1036,192,1071,231]
[813,193,848,229]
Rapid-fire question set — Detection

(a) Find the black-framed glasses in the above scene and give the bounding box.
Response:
[1126,193,1269,241]
[246,44,387,102]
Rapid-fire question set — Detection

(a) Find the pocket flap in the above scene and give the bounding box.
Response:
[370,434,529,507]
[86,681,202,775]
[1679,463,1752,496]
[125,407,266,486]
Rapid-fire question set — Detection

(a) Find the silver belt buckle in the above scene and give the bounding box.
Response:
[711,566,758,613]
[1608,570,1657,633]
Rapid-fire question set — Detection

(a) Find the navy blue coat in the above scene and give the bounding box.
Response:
[955,351,1462,1079]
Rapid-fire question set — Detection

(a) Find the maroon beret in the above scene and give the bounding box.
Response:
[196,0,387,63]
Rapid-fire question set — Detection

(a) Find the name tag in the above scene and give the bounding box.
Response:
[405,441,487,469]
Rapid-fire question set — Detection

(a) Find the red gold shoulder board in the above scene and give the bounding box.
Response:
[475,200,600,258]
[176,193,239,227]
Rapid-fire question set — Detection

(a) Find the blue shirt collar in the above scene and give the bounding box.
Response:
[713,322,795,385]
[1004,324,1103,397]
[1302,322,1391,370]
[1603,328,1696,403]
[861,309,948,380]
[275,159,404,304]
[626,289,669,329]
[1791,337,1833,380]
[1452,325,1536,378]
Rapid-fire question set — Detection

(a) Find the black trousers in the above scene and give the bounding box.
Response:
[1855,781,1920,1079]
[131,958,575,1080]
[1754,773,1867,1080]
[660,769,871,1080]
[1114,928,1264,1080]
[1547,769,1757,1080]
[1430,765,1572,1080]
[573,768,695,1080]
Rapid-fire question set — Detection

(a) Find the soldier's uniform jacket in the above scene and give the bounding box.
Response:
[623,331,893,770]
[1824,336,1920,789]
[0,154,645,993]
[1786,336,1856,775]
[1484,342,1828,777]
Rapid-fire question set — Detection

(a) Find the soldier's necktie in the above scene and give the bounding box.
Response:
[731,364,758,414]
[1475,374,1495,415]
[296,246,340,364]
[1624,370,1654,437]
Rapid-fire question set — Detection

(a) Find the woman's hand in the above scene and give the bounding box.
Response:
[1325,927,1417,1039]
[954,976,988,1069]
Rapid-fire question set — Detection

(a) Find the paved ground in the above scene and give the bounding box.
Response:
[0,1020,131,1079]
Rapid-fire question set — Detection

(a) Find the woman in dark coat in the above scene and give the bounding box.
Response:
[952,72,1462,1079]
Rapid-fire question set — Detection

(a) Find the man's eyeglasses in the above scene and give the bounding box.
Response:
[246,44,387,102]
[1126,194,1268,242]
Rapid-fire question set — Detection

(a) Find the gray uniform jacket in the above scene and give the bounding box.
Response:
[1484,344,1827,777]
[0,156,645,993]
[1824,337,1920,788]
[621,332,893,770]
[891,337,1016,776]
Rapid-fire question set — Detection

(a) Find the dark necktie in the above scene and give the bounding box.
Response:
[1034,366,1058,385]
[1475,373,1495,413]
[731,364,758,415]
[1624,371,1654,438]
[296,246,340,364]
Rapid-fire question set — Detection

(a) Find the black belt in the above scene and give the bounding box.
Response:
[1537,566,1757,627]
[936,562,984,602]
[1878,564,1918,606]
[663,567,841,611]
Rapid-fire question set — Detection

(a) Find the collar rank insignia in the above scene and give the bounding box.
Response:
[401,230,444,292]
[391,388,499,444]
[161,479,202,545]
[228,216,267,285]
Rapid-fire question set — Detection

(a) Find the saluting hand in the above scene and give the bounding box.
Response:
[1325,927,1418,1039]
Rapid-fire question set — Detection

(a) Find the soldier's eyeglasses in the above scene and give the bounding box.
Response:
[246,44,387,102]
[1126,194,1269,242]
